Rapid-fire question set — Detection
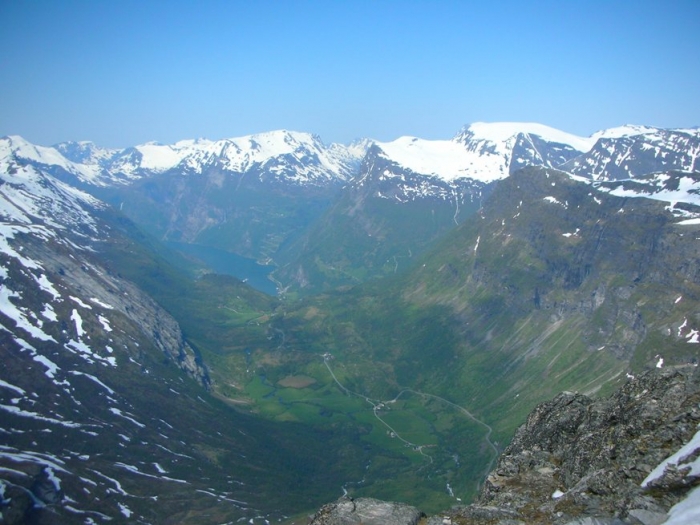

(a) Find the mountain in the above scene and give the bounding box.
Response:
[53,130,365,184]
[272,122,599,294]
[452,121,594,179]
[6,122,699,296]
[270,143,488,294]
[464,365,700,525]
[5,131,368,266]
[562,126,700,181]
[350,121,594,199]
[82,131,367,268]
[1,135,106,186]
[0,151,374,524]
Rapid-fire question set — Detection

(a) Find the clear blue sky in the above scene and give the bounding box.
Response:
[1,0,698,147]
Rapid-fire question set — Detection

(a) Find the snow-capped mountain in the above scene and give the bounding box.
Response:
[53,130,367,186]
[452,121,594,179]
[357,122,700,201]
[365,122,592,188]
[5,121,700,296]
[1,135,106,186]
[9,121,698,199]
[2,131,372,264]
[352,122,595,206]
[562,126,700,181]
[3,120,700,521]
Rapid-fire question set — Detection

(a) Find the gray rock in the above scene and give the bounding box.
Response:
[469,366,700,524]
[562,519,626,525]
[627,509,668,525]
[308,497,424,525]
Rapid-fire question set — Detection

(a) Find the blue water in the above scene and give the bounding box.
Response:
[167,241,278,296]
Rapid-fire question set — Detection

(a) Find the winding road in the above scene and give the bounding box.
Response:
[322,354,499,483]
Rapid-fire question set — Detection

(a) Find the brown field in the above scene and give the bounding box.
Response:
[278,375,317,388]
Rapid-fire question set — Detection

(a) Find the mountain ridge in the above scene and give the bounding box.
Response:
[6,121,697,189]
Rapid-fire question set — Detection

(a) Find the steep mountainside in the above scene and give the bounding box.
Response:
[271,144,489,294]
[400,167,700,405]
[562,127,700,181]
[2,121,700,522]
[274,122,597,295]
[0,154,372,524]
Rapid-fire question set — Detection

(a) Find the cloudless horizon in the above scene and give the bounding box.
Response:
[1,0,699,148]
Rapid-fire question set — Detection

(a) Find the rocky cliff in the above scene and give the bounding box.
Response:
[451,365,700,525]
[310,365,700,525]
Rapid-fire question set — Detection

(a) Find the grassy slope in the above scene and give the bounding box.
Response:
[273,178,484,297]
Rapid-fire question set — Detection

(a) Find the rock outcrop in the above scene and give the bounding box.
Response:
[308,497,424,525]
[441,365,700,524]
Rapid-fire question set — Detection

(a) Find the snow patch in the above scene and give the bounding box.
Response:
[35,274,61,300]
[118,502,132,518]
[0,404,81,428]
[642,426,700,487]
[69,371,115,395]
[71,309,84,337]
[41,303,58,322]
[69,296,92,309]
[543,196,567,208]
[0,285,56,341]
[663,485,700,525]
[97,315,112,332]
[0,379,26,396]
[89,297,113,309]
[109,408,145,428]
[45,466,62,492]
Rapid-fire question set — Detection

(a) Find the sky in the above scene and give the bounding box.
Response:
[1,0,699,148]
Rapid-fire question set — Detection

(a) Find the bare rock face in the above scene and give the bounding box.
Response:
[308,497,424,525]
[445,365,700,524]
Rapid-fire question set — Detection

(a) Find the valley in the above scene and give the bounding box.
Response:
[1,123,700,523]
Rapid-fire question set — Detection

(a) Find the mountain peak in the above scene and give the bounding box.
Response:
[370,122,594,184]
[455,121,594,152]
[590,124,660,140]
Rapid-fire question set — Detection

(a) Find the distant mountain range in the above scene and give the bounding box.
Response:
[4,122,699,296]
[7,122,698,189]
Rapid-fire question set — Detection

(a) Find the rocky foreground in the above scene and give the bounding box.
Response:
[309,365,700,525]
